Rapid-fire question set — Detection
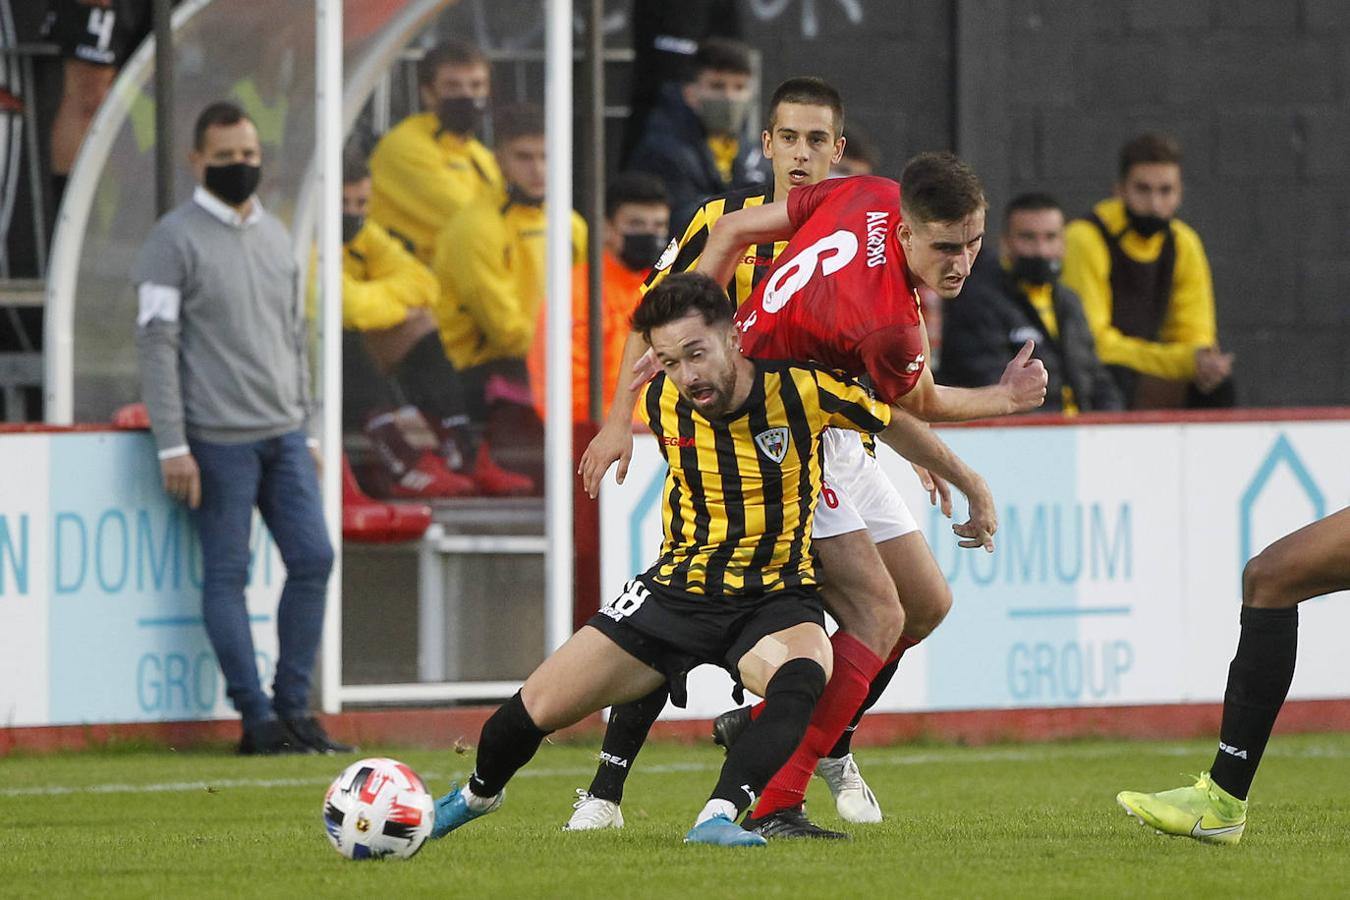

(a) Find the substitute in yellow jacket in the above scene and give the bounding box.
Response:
[368,39,505,264]
[432,104,586,412]
[343,156,529,497]
[1061,132,1234,409]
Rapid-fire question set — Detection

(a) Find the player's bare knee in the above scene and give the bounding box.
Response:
[827,577,901,654]
[519,679,574,732]
[900,580,953,640]
[1242,550,1295,609]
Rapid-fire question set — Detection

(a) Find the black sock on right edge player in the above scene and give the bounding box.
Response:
[1208,605,1299,800]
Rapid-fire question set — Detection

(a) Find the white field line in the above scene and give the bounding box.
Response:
[1,741,1343,799]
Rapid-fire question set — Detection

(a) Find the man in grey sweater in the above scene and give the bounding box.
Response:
[134,101,348,755]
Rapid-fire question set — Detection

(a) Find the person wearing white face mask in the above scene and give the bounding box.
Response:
[627,37,769,226]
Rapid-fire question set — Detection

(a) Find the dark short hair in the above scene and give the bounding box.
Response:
[631,272,735,340]
[1118,132,1182,180]
[417,38,488,88]
[693,37,753,78]
[841,123,879,169]
[605,172,669,220]
[193,101,252,151]
[1004,191,1062,225]
[495,103,545,145]
[342,148,370,186]
[900,151,987,224]
[767,76,844,138]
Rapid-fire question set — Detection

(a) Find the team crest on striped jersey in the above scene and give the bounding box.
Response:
[754,427,790,463]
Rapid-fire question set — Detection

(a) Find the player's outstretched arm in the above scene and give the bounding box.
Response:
[694,201,795,288]
[579,329,650,499]
[877,406,997,552]
[900,340,1048,422]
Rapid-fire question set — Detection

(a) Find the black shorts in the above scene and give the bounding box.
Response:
[587,576,825,708]
[46,0,153,67]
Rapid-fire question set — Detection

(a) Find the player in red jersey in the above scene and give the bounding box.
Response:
[682,155,1047,836]
[582,152,1046,837]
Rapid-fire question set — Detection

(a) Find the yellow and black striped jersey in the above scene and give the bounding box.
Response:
[638,359,891,597]
[642,185,783,308]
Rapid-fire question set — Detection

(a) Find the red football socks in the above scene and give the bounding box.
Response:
[752,632,884,817]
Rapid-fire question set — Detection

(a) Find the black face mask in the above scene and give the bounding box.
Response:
[204,162,261,206]
[1126,209,1171,237]
[506,184,545,208]
[618,232,664,271]
[341,213,365,245]
[436,95,487,135]
[1010,255,1061,286]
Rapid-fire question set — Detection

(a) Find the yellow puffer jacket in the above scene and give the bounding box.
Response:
[342,220,439,332]
[432,195,587,371]
[368,112,505,264]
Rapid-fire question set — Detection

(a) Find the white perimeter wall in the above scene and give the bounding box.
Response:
[600,419,1350,720]
[0,432,282,727]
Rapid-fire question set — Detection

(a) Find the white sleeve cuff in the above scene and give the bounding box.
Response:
[157,445,190,460]
[306,438,320,449]
[137,282,182,326]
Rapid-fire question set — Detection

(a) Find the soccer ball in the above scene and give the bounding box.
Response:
[323,757,435,860]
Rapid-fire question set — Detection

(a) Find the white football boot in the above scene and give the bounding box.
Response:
[815,753,883,824]
[563,789,625,830]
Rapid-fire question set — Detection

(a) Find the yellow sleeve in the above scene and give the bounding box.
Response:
[640,202,710,297]
[1061,218,1199,380]
[370,128,481,246]
[811,368,892,434]
[1159,224,1217,347]
[342,269,408,331]
[434,208,532,358]
[362,225,440,310]
[341,227,440,332]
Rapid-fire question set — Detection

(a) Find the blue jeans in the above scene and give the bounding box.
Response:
[189,430,334,728]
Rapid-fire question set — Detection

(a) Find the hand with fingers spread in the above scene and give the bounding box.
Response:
[1001,339,1048,413]
[160,453,201,509]
[911,463,952,518]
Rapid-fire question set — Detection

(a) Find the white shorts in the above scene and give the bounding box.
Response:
[811,428,918,543]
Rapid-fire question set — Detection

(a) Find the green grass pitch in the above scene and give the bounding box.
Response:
[4,733,1350,898]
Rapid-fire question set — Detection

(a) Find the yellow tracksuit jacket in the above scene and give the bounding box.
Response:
[432,195,587,371]
[342,220,440,331]
[368,112,505,264]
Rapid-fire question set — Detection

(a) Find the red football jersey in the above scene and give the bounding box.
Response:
[734,176,926,403]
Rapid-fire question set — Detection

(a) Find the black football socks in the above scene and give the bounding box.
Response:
[588,685,670,803]
[1209,605,1299,800]
[469,691,550,799]
[708,658,826,816]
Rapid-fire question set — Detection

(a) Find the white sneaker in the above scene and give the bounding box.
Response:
[815,753,883,824]
[563,789,625,831]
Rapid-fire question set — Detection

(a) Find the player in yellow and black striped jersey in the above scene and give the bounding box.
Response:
[645,184,778,306]
[639,76,848,307]
[442,272,993,846]
[638,359,887,598]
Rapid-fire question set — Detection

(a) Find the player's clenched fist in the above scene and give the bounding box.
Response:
[1000,339,1048,413]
